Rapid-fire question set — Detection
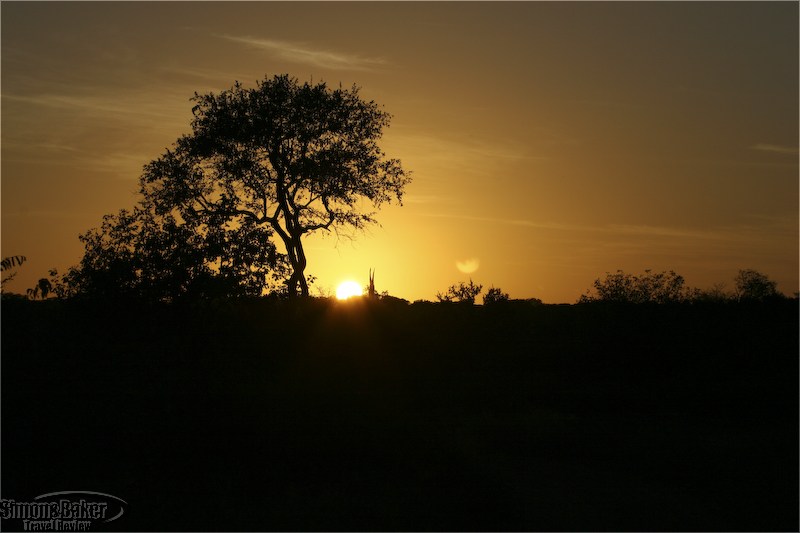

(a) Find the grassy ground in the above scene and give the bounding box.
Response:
[2,297,797,531]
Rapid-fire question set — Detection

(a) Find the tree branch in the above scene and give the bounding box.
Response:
[301,197,336,232]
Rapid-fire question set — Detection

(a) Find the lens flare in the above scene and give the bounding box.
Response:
[457,258,479,274]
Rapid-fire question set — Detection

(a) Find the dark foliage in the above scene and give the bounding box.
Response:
[26,278,52,300]
[580,269,694,303]
[2,298,797,531]
[1,255,26,289]
[582,268,789,305]
[735,268,782,301]
[436,279,483,304]
[61,204,285,301]
[483,286,509,305]
[0,255,26,272]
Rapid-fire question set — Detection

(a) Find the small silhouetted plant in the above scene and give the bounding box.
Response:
[41,269,80,299]
[483,286,510,305]
[579,269,693,304]
[368,268,376,299]
[313,285,333,298]
[436,279,483,304]
[734,269,782,302]
[26,278,53,300]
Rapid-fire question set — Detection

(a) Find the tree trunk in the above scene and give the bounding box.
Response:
[283,232,309,299]
[294,232,309,297]
[271,205,310,298]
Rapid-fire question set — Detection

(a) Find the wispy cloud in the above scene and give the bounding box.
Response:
[565,98,645,110]
[85,151,153,177]
[419,212,792,244]
[219,35,387,71]
[2,210,95,219]
[383,132,547,181]
[397,133,545,162]
[1,139,152,179]
[419,213,582,232]
[604,224,731,241]
[3,93,178,120]
[158,65,254,84]
[3,88,190,174]
[750,143,799,155]
[404,194,446,205]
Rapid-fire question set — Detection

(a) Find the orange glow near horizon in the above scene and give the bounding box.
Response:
[1,2,797,303]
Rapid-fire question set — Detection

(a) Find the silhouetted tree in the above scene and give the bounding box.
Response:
[62,203,286,301]
[436,279,483,304]
[27,278,53,300]
[734,269,781,302]
[483,286,509,305]
[140,74,411,298]
[580,269,693,304]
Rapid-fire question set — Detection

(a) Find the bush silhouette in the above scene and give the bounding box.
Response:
[483,286,510,305]
[436,279,483,304]
[580,269,692,304]
[734,269,782,302]
[63,206,285,301]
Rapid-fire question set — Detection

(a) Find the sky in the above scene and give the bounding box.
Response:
[2,1,798,303]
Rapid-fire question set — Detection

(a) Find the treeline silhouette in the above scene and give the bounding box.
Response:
[2,293,797,531]
[6,252,792,307]
[427,267,788,306]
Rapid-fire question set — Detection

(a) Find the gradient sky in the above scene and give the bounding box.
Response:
[2,2,798,303]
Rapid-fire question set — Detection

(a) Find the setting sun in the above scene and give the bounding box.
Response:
[336,280,363,300]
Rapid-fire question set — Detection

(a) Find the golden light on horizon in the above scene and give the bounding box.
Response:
[0,2,797,303]
[336,280,363,300]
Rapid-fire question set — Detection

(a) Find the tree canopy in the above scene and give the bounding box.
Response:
[436,279,484,304]
[734,269,781,302]
[59,203,285,301]
[579,270,694,304]
[141,74,411,297]
[579,268,787,304]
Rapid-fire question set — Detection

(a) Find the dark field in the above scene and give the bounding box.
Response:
[2,298,798,531]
